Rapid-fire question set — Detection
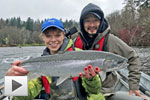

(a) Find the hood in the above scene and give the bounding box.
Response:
[80,3,109,36]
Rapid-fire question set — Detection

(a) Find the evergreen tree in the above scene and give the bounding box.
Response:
[26,17,34,31]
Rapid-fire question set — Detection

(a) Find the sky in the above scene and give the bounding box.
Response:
[0,0,125,21]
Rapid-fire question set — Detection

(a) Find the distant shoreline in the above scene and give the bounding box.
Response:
[1,44,149,48]
[0,43,45,47]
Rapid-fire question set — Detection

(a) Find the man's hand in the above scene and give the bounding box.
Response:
[129,90,147,99]
[6,60,28,76]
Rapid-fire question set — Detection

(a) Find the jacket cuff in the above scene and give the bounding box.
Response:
[129,82,140,90]
[87,93,105,100]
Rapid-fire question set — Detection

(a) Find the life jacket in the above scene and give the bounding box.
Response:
[74,34,107,51]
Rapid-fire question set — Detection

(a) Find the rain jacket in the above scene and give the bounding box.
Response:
[74,3,141,95]
[13,38,105,100]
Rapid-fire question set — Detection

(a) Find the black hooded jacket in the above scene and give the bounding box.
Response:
[80,3,109,49]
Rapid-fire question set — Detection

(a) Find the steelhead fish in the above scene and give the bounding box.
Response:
[20,50,128,78]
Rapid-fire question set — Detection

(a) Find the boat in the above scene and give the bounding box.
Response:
[115,68,150,100]
[0,68,150,100]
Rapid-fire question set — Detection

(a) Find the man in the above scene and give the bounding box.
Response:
[74,3,146,100]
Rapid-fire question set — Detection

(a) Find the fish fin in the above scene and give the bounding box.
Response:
[99,71,106,82]
[56,76,70,86]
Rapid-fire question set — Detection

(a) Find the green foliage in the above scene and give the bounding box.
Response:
[0,1,149,47]
[0,17,79,46]
[107,0,150,46]
[19,43,45,47]
[2,37,8,45]
[26,17,34,31]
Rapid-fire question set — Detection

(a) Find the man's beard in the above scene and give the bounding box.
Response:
[87,27,97,38]
[87,26,97,30]
[88,34,95,38]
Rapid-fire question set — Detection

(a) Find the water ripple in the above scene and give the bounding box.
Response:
[2,56,31,64]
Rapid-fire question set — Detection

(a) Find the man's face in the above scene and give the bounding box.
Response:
[83,14,100,35]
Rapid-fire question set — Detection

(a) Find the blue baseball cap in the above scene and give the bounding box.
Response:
[41,18,64,32]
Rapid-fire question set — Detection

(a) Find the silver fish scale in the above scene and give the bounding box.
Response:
[20,50,127,65]
[22,60,128,77]
[23,60,99,77]
[20,50,128,77]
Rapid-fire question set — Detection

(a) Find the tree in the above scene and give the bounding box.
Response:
[107,11,123,35]
[25,17,34,31]
[134,0,150,8]
[114,0,150,46]
[33,19,41,32]
[16,17,22,28]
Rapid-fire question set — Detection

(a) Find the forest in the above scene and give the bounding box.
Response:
[0,0,150,47]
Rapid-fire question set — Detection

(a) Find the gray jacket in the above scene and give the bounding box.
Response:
[75,3,141,94]
[101,28,141,94]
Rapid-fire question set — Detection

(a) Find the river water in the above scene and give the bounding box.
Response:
[0,46,150,80]
[0,46,45,79]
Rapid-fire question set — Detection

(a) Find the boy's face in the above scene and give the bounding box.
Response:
[42,28,64,54]
[83,14,100,35]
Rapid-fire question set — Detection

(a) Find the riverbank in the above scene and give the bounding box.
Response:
[1,43,149,48]
[0,43,45,47]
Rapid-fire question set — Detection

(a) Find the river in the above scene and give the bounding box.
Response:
[0,46,45,79]
[0,46,150,80]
